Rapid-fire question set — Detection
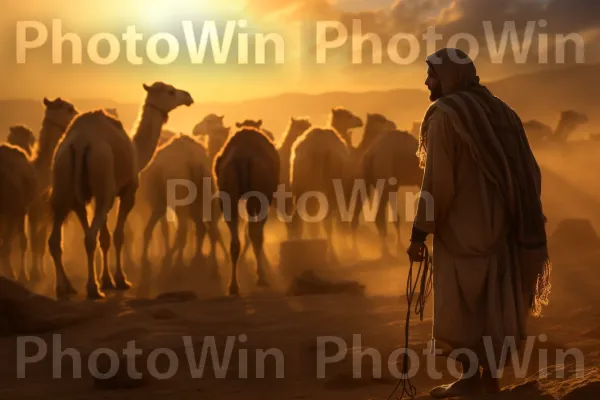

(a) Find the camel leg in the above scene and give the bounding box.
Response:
[392,190,403,256]
[17,214,29,284]
[99,222,116,290]
[121,220,136,278]
[248,219,269,287]
[49,206,77,299]
[284,195,295,241]
[28,211,44,284]
[113,190,135,291]
[27,207,38,282]
[206,220,221,280]
[291,205,303,240]
[191,216,207,269]
[172,210,190,271]
[214,223,229,264]
[375,192,392,260]
[351,184,373,256]
[158,216,173,276]
[0,218,17,280]
[141,208,163,277]
[84,195,115,299]
[226,212,241,296]
[323,214,340,266]
[239,223,251,264]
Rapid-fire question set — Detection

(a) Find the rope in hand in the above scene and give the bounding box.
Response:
[386,244,434,400]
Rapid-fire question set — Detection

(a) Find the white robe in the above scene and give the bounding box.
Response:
[414,108,529,357]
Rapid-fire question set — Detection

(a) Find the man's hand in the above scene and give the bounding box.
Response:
[407,241,426,263]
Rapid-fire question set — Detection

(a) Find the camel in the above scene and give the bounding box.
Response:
[117,127,183,285]
[237,117,312,263]
[7,126,36,157]
[0,145,36,281]
[123,127,180,263]
[236,119,276,141]
[48,82,193,300]
[331,112,402,257]
[524,110,589,145]
[1,98,78,282]
[139,133,221,287]
[355,128,423,258]
[290,127,351,261]
[214,127,280,295]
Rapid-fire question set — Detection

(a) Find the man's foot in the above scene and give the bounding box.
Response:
[429,377,484,399]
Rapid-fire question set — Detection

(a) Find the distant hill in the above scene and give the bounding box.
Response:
[1,63,597,144]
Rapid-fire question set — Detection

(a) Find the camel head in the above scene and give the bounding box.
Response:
[8,125,36,155]
[290,117,312,135]
[559,110,589,126]
[364,113,396,136]
[43,97,78,132]
[193,114,225,137]
[236,119,263,129]
[331,107,364,129]
[280,118,312,148]
[330,107,363,144]
[104,108,119,118]
[143,82,194,116]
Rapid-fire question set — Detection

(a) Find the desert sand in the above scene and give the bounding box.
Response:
[1,143,600,400]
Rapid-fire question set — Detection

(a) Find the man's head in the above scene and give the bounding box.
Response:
[424,48,480,101]
[425,64,443,101]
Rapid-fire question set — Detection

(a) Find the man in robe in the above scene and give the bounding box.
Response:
[407,48,551,398]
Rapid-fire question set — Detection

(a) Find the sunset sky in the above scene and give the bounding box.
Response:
[1,0,599,102]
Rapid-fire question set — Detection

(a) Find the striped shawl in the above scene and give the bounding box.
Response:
[418,84,551,317]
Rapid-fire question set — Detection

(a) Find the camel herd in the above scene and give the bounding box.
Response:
[1,81,596,300]
[0,81,426,300]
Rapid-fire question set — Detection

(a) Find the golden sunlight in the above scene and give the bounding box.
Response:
[118,0,247,24]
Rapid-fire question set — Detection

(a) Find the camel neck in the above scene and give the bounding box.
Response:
[133,105,167,172]
[356,128,380,155]
[331,119,354,149]
[279,126,301,153]
[33,119,65,190]
[554,119,577,141]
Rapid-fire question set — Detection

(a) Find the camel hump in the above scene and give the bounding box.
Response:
[67,110,126,136]
[0,144,30,160]
[292,127,349,163]
[214,127,280,195]
[216,127,278,169]
[98,109,125,129]
[0,145,37,207]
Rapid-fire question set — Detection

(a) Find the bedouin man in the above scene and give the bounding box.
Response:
[407,48,552,398]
